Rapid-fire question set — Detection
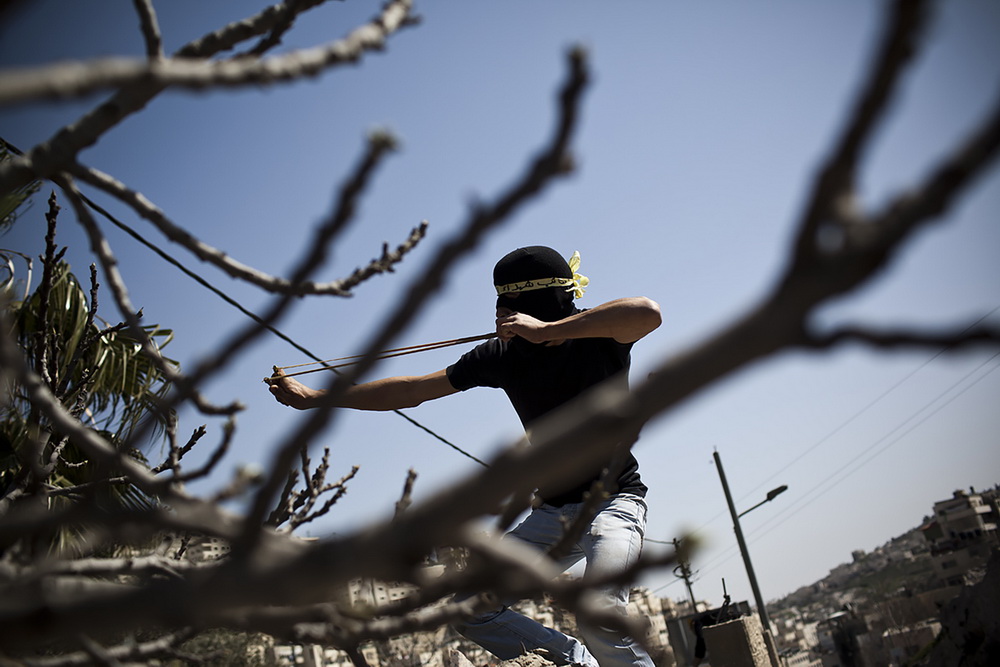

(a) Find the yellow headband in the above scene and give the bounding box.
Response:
[495,251,590,299]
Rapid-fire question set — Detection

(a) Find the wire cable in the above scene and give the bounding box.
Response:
[678,306,1000,547]
[5,144,492,469]
[88,196,490,467]
[692,350,1000,588]
[738,306,1000,507]
[746,351,1000,542]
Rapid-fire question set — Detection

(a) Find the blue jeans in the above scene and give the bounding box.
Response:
[455,493,653,666]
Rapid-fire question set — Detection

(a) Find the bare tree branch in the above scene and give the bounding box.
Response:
[284,472,353,531]
[778,0,1000,320]
[209,465,266,504]
[0,0,415,108]
[874,85,1000,240]
[176,417,235,484]
[239,45,590,555]
[239,0,339,59]
[0,47,593,649]
[15,629,198,667]
[33,193,63,388]
[152,424,207,475]
[63,164,333,296]
[268,458,358,531]
[394,469,418,519]
[338,221,429,294]
[57,179,242,417]
[801,323,1000,350]
[5,554,196,581]
[0,0,402,196]
[789,0,928,269]
[1,0,998,660]
[138,130,412,436]
[131,0,164,60]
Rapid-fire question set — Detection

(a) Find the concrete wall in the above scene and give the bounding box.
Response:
[702,615,771,667]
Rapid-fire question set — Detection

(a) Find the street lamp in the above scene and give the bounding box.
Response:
[738,484,789,519]
[712,450,787,636]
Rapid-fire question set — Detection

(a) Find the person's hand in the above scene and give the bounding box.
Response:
[267,368,319,410]
[496,310,554,344]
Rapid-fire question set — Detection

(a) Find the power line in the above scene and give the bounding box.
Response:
[746,351,1000,542]
[739,305,1000,507]
[692,350,1000,586]
[687,308,1000,538]
[6,147,491,468]
[645,310,1000,597]
[88,196,490,468]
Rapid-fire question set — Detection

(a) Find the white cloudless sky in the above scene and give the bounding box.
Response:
[2,1,998,609]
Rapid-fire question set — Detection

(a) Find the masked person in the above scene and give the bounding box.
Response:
[269,246,661,666]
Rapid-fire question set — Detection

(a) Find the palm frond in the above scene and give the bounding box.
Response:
[0,138,41,234]
[9,262,178,447]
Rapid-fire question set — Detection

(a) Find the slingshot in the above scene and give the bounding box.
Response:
[264,332,496,383]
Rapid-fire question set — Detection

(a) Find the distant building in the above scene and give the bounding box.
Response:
[816,608,867,667]
[928,488,997,543]
[782,647,821,667]
[772,610,819,653]
[154,532,231,563]
[271,643,379,667]
[880,620,941,666]
[333,576,422,611]
[920,487,999,586]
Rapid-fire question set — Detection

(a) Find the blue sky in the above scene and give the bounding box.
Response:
[2,1,998,609]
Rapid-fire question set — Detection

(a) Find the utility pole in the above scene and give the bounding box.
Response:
[713,450,773,634]
[673,537,698,612]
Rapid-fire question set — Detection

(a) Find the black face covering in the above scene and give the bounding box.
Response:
[494,246,576,322]
[496,290,574,322]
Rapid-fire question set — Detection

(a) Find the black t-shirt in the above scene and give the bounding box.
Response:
[446,333,647,506]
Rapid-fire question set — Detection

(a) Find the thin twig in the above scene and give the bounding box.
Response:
[801,324,1000,350]
[394,469,418,519]
[0,0,397,195]
[242,45,590,556]
[131,0,164,60]
[0,0,416,107]
[176,419,235,483]
[58,176,240,417]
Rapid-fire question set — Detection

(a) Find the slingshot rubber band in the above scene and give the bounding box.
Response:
[265,332,496,383]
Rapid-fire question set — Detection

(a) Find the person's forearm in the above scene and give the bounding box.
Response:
[301,369,457,411]
[271,367,455,412]
[544,297,661,343]
[312,376,427,411]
